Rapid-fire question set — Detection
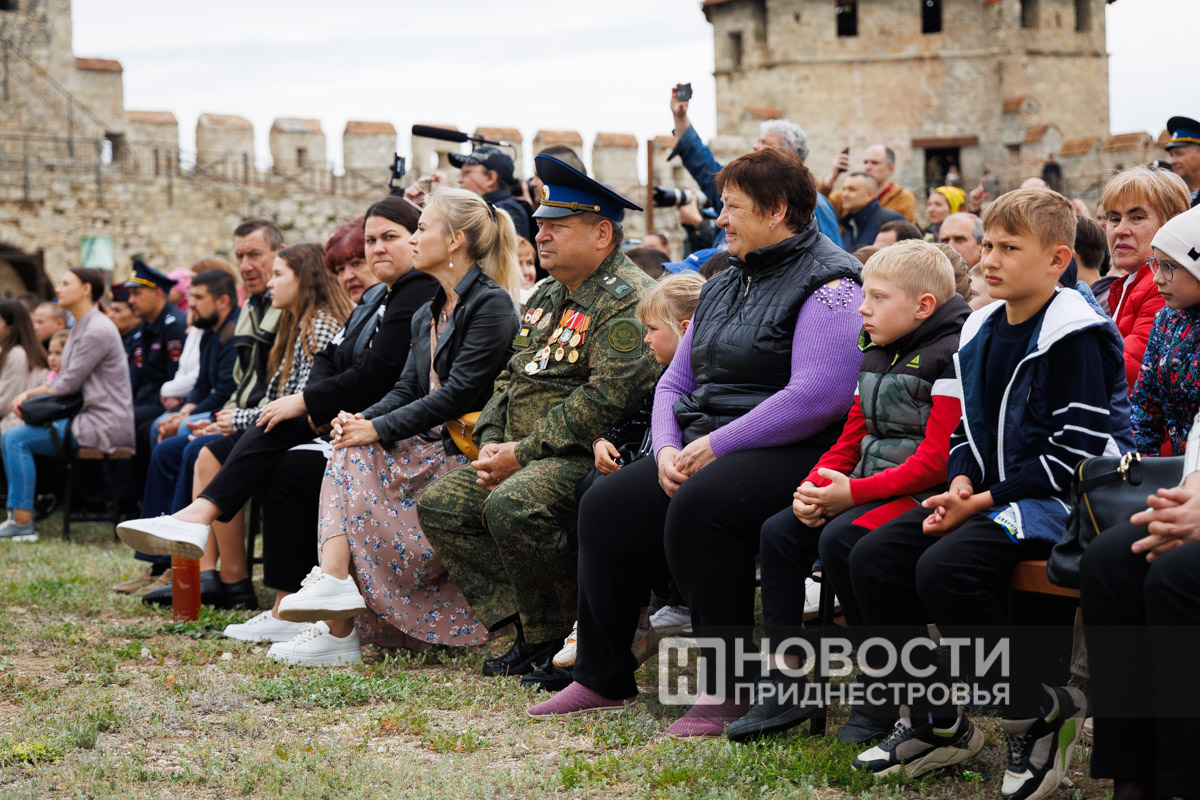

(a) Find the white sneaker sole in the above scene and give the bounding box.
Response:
[875,724,985,778]
[4,534,38,542]
[222,625,303,643]
[268,647,362,666]
[277,595,366,623]
[116,520,206,559]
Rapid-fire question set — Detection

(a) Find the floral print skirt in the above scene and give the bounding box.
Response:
[317,429,491,649]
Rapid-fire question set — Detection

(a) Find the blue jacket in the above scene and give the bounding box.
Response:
[947,289,1133,543]
[669,125,842,248]
[186,306,241,414]
[839,199,904,252]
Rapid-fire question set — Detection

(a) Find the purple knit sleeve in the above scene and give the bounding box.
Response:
[708,278,865,457]
[652,319,697,461]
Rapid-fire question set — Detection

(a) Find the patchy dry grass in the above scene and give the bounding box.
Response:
[0,516,1112,799]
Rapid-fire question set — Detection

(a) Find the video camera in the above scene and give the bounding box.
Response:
[653,186,710,209]
[387,154,407,196]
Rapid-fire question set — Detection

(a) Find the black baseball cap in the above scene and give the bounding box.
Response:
[448,146,516,185]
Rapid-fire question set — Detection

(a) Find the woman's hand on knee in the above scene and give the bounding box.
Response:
[657,447,687,498]
[674,435,715,478]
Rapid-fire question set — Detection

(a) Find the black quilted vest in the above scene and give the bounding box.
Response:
[673,220,862,444]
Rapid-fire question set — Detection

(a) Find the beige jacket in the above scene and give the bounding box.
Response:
[0,346,48,433]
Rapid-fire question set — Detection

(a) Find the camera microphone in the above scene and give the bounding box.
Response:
[410,125,513,149]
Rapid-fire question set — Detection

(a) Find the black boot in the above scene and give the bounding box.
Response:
[217,576,258,610]
[727,676,819,742]
[482,621,563,677]
[838,704,895,744]
[521,662,574,692]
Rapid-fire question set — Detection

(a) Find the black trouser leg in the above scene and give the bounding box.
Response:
[573,456,667,700]
[260,447,327,593]
[198,417,315,521]
[915,516,1064,720]
[759,505,824,645]
[665,444,824,700]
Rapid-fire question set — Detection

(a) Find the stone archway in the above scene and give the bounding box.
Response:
[0,241,51,299]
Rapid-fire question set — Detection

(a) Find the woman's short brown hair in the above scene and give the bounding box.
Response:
[716,148,817,235]
[1100,165,1190,226]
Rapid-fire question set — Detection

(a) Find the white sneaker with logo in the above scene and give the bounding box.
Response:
[649,605,692,635]
[222,610,308,643]
[277,567,366,622]
[552,620,578,668]
[267,621,362,666]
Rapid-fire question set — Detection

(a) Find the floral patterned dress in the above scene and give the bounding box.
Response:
[317,311,491,649]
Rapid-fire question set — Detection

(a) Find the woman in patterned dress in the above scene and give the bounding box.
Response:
[269,188,522,665]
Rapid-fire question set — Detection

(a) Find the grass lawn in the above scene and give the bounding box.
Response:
[0,516,1112,799]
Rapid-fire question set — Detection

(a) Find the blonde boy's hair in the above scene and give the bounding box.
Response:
[982,188,1076,251]
[1100,165,1190,227]
[861,240,956,305]
[636,272,705,341]
[49,329,70,349]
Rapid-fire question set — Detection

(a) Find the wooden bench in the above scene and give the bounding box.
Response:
[61,447,134,541]
[807,558,1077,735]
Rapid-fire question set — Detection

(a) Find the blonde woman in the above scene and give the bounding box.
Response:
[269,188,521,665]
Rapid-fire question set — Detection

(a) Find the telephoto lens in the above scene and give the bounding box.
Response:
[652,186,709,208]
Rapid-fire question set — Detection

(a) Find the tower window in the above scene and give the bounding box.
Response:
[0,1,17,11]
[1074,0,1091,31]
[922,0,942,34]
[836,2,858,37]
[1020,0,1039,29]
[296,148,308,169]
[729,30,743,69]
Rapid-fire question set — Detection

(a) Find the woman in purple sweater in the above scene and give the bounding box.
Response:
[527,149,865,734]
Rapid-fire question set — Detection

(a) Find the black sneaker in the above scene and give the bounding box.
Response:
[1000,686,1086,800]
[142,569,222,607]
[216,576,258,610]
[727,677,820,742]
[839,704,896,744]
[852,709,984,777]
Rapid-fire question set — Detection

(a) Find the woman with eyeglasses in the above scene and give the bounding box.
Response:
[1100,165,1191,393]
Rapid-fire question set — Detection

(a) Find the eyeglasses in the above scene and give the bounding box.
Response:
[1147,256,1180,280]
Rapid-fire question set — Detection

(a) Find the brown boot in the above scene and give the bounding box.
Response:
[112,565,156,594]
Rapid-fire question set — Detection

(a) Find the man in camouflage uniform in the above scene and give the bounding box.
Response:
[418,154,659,676]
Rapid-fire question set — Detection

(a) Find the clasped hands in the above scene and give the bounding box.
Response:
[656,435,716,498]
[1128,475,1200,563]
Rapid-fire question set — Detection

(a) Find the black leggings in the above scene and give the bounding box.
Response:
[199,417,316,522]
[572,443,823,700]
[1082,521,1200,797]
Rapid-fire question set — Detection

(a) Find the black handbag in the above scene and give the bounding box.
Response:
[19,392,83,427]
[1048,452,1186,588]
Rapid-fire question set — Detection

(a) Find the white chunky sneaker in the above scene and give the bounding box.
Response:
[267,621,361,666]
[650,604,692,635]
[116,515,209,559]
[277,567,367,622]
[552,620,578,668]
[222,610,308,643]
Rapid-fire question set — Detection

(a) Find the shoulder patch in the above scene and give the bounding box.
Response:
[600,275,634,299]
[606,318,643,357]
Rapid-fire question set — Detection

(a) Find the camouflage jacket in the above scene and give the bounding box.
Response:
[476,247,659,465]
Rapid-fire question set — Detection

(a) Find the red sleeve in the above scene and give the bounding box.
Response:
[803,396,866,488]
[1122,288,1166,392]
[848,395,962,503]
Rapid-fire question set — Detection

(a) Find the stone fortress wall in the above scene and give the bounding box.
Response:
[0,0,1172,296]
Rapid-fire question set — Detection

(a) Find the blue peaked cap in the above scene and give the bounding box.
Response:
[533,154,643,222]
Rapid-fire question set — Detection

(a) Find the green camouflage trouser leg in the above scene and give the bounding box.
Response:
[416,455,591,643]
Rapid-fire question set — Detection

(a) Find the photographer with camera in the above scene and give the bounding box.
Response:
[668,84,841,247]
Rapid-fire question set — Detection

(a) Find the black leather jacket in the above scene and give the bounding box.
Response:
[363,264,519,452]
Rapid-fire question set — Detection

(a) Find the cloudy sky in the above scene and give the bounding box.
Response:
[72,0,1189,176]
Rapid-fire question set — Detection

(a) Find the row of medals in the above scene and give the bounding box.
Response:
[524,307,589,374]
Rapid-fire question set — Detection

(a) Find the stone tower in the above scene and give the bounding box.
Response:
[702,0,1115,195]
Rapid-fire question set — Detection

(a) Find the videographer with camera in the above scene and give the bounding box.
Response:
[667,84,841,247]
[449,146,533,244]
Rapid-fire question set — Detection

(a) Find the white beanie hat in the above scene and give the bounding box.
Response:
[1152,204,1200,281]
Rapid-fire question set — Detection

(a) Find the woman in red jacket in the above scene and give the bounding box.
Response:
[1101,165,1191,390]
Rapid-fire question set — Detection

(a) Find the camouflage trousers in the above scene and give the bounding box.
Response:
[416,455,591,643]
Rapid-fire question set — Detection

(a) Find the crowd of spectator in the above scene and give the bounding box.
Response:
[2,99,1200,800]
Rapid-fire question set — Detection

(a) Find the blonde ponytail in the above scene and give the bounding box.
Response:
[426,187,522,303]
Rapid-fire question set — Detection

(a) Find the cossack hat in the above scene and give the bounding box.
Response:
[533,154,643,222]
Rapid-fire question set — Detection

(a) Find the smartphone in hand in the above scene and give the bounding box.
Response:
[676,83,693,102]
